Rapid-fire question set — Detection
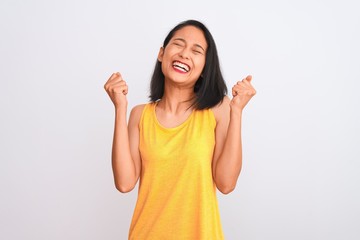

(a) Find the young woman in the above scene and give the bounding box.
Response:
[104,20,256,240]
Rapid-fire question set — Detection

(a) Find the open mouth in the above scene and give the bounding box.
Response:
[172,61,190,73]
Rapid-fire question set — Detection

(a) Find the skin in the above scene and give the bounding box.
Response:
[104,26,256,194]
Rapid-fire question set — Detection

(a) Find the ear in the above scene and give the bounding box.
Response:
[157,47,164,62]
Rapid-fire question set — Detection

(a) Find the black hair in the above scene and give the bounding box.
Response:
[149,20,227,110]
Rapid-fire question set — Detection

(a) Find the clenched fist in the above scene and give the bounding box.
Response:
[231,75,256,111]
[104,72,128,109]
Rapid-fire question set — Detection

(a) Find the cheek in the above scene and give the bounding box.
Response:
[196,58,206,72]
[161,52,172,67]
[161,61,170,74]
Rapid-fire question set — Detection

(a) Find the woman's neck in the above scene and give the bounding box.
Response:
[158,83,196,114]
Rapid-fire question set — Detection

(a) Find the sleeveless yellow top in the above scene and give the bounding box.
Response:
[129,102,224,240]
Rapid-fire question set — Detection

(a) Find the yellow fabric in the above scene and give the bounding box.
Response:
[128,102,224,240]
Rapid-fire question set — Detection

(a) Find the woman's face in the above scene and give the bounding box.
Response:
[158,26,207,88]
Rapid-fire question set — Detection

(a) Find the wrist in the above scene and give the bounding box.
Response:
[230,106,243,118]
[115,105,127,117]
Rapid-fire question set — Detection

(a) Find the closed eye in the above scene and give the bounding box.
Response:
[193,49,203,55]
[172,38,187,46]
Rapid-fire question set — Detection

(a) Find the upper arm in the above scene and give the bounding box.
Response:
[211,96,231,179]
[128,104,145,183]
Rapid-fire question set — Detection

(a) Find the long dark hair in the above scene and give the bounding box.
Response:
[149,20,227,110]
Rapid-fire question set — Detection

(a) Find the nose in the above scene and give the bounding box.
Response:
[179,47,190,59]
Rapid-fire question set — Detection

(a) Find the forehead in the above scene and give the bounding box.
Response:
[172,26,208,49]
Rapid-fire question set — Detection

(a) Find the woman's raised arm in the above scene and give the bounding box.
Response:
[104,72,142,193]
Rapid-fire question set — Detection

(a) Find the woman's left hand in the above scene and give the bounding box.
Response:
[230,75,256,111]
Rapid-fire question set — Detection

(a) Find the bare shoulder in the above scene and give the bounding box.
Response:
[129,104,147,125]
[131,104,147,115]
[211,96,231,123]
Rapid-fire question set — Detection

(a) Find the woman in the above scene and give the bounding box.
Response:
[104,20,256,240]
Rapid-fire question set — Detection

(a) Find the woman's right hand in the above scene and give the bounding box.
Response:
[104,72,128,109]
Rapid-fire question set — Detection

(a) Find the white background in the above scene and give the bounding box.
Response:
[1,0,359,239]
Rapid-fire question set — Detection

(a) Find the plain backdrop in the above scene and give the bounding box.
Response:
[1,0,359,239]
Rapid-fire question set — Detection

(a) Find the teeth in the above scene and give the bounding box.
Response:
[173,61,190,72]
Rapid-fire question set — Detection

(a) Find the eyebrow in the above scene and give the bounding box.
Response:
[173,38,206,52]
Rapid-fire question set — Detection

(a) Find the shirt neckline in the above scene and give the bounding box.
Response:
[152,101,195,131]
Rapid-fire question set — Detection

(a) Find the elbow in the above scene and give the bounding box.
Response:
[217,184,236,195]
[115,182,136,193]
[213,161,242,195]
[214,171,240,195]
[215,177,237,194]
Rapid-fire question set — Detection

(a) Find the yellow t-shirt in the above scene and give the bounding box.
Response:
[129,102,224,240]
